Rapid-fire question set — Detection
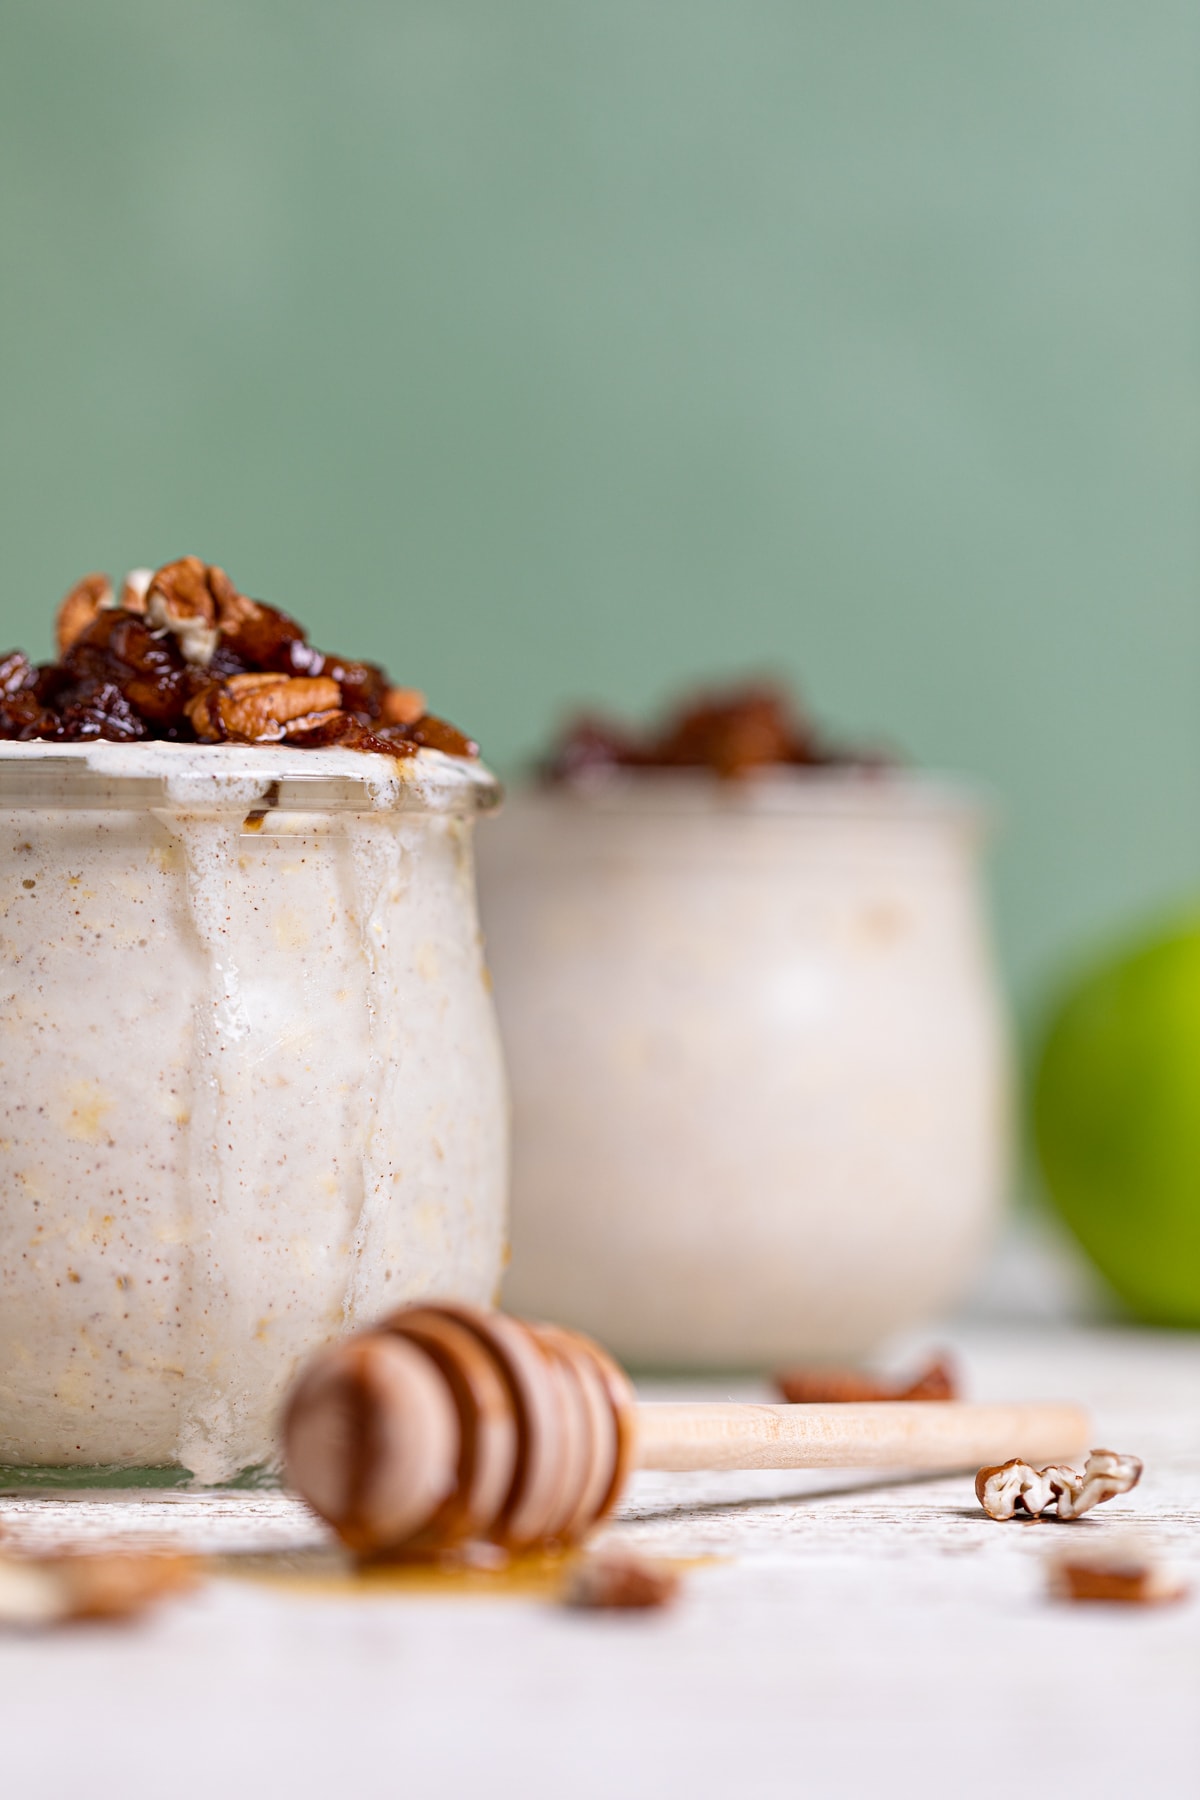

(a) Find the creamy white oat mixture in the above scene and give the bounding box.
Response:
[0,742,507,1481]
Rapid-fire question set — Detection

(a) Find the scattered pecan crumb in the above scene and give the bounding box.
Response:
[1048,1538,1189,1606]
[975,1448,1142,1522]
[0,1552,198,1627]
[775,1353,957,1405]
[563,1548,680,1611]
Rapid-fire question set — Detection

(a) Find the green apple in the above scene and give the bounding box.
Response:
[1033,912,1200,1325]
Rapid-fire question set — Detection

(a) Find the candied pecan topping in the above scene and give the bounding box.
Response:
[215,589,308,668]
[280,642,390,718]
[55,573,116,657]
[187,672,343,743]
[0,661,58,739]
[775,1355,957,1405]
[545,682,889,781]
[62,608,196,729]
[55,680,147,742]
[4,558,479,761]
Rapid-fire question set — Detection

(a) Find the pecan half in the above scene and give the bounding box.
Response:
[55,573,116,656]
[144,556,237,666]
[186,672,342,743]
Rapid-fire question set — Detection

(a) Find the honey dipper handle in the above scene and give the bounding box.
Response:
[631,1400,1091,1473]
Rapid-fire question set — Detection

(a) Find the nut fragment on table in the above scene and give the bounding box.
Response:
[0,1552,199,1627]
[1048,1537,1189,1606]
[976,1448,1142,1521]
[563,1548,680,1612]
[775,1353,956,1404]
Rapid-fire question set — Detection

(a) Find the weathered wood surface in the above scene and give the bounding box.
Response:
[1,1325,1197,1799]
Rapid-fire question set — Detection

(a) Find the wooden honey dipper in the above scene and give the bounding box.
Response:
[282,1303,1090,1556]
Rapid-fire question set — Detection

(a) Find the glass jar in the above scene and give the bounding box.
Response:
[477,772,1010,1367]
[0,741,507,1483]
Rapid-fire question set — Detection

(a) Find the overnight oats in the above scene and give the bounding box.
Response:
[0,559,506,1483]
[477,685,1010,1368]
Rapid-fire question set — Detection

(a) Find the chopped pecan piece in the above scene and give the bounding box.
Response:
[286,711,416,757]
[186,672,342,743]
[381,686,427,727]
[406,714,479,759]
[55,573,116,657]
[775,1354,956,1404]
[564,1548,680,1611]
[0,1551,198,1627]
[1048,1539,1189,1606]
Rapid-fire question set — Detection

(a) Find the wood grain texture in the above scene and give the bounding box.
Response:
[633,1399,1090,1471]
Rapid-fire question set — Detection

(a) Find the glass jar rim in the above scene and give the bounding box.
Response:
[0,741,500,816]
[509,765,988,824]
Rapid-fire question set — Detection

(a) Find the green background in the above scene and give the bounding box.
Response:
[1,2,1197,1015]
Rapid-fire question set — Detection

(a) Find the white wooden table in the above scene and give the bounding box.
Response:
[2,1324,1197,1800]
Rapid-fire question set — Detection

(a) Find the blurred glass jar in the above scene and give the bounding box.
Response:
[0,743,507,1483]
[477,773,1009,1366]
